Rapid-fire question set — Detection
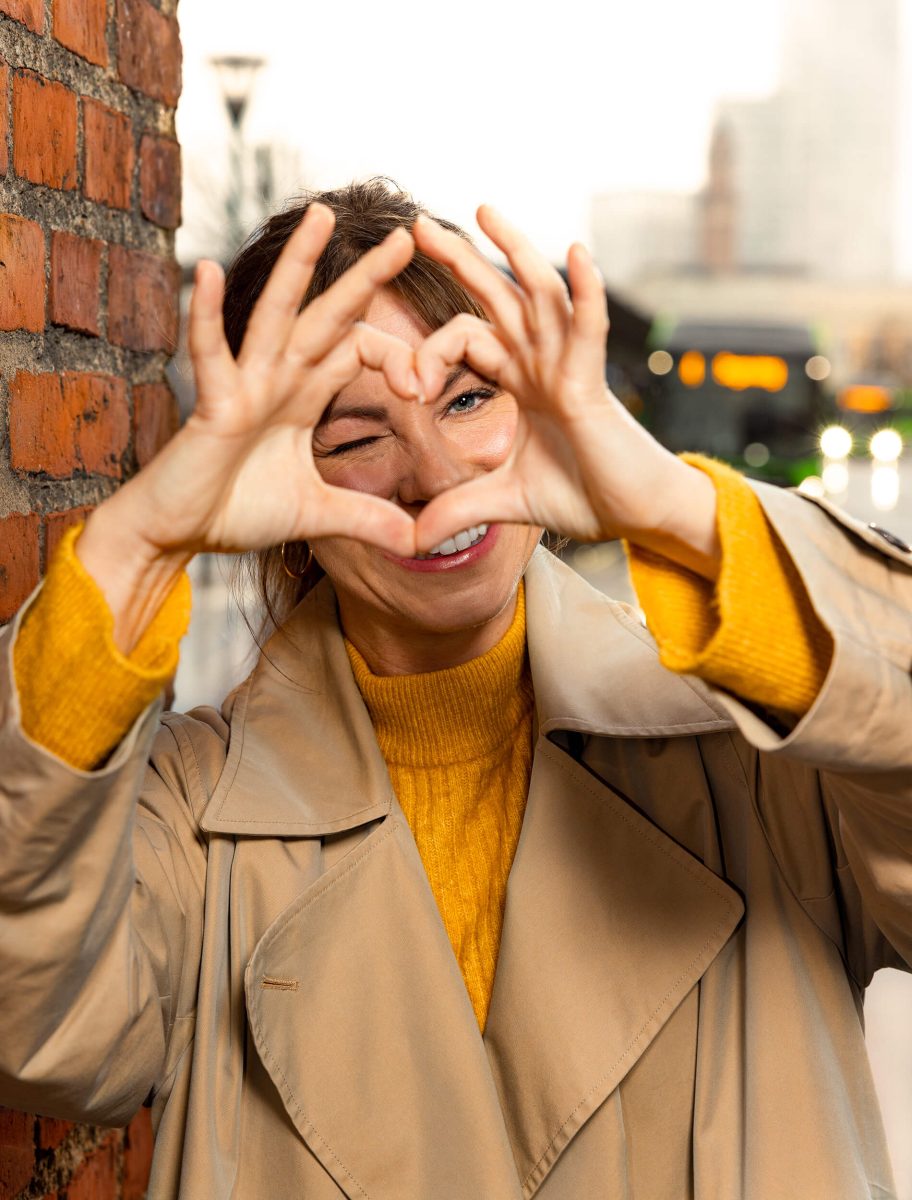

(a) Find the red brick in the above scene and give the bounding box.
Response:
[53,0,107,66]
[83,98,134,210]
[108,245,179,352]
[13,71,78,190]
[45,506,93,564]
[0,0,44,32]
[134,381,179,467]
[0,514,41,622]
[116,0,181,106]
[123,1108,153,1200]
[65,1136,120,1200]
[49,231,102,335]
[0,64,9,177]
[0,214,45,332]
[9,371,130,478]
[36,1115,73,1149]
[140,134,181,228]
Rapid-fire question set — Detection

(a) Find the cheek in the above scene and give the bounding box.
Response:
[315,451,402,499]
[309,534,371,589]
[448,400,518,468]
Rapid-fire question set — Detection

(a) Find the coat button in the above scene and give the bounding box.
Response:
[868,523,912,553]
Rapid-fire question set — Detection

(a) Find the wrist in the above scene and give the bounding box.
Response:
[623,456,721,581]
[77,497,194,655]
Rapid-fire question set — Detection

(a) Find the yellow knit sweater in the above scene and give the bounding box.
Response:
[11,457,832,1030]
[345,591,533,1030]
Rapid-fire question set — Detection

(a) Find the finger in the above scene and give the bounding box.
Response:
[414,470,529,553]
[475,205,572,344]
[188,261,236,403]
[237,203,336,370]
[284,323,419,424]
[414,313,513,404]
[562,242,610,382]
[411,215,528,346]
[307,483,417,559]
[284,227,415,367]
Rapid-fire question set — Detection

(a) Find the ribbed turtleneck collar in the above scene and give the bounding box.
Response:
[344,583,532,768]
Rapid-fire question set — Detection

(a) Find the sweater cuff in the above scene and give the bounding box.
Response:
[626,454,833,717]
[13,522,191,770]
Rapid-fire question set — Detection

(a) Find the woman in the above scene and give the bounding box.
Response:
[1,180,911,1198]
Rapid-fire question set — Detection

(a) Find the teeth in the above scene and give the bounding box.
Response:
[424,524,488,558]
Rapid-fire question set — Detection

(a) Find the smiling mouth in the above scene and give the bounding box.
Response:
[415,525,489,559]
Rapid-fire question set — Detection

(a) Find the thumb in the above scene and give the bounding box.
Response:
[308,486,417,559]
[415,470,527,553]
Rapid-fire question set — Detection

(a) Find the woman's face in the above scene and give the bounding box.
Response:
[310,291,542,651]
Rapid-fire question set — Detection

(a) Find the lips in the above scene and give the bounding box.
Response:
[384,523,500,573]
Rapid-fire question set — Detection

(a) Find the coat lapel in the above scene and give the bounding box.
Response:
[477,552,744,1196]
[245,811,524,1200]
[483,736,744,1196]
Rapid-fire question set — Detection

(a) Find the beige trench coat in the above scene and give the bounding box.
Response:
[2,484,912,1199]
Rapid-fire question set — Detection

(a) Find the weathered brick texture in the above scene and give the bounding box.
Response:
[140,135,182,229]
[116,0,181,105]
[53,0,108,66]
[12,71,78,189]
[1,0,183,1186]
[0,214,44,332]
[0,0,43,34]
[0,65,9,176]
[84,98,135,209]
[49,231,104,335]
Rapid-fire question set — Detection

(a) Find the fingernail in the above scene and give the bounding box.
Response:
[407,369,422,398]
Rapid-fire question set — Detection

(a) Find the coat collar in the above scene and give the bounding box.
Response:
[200,545,734,837]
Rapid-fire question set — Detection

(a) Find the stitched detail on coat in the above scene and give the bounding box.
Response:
[261,977,298,991]
[523,743,742,1191]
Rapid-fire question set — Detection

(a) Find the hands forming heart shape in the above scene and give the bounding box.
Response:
[119,201,707,573]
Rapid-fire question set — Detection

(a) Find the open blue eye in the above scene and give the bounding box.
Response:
[448,388,495,415]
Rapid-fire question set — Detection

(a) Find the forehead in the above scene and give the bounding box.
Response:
[362,291,431,348]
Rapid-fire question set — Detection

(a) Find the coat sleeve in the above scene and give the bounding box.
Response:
[0,595,210,1126]
[706,483,912,984]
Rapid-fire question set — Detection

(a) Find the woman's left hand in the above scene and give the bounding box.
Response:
[411,208,721,578]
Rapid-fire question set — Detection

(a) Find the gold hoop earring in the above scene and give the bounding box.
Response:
[280,540,314,580]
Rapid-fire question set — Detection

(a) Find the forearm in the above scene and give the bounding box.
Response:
[77,482,195,655]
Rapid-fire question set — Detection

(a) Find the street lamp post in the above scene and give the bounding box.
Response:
[209,55,266,257]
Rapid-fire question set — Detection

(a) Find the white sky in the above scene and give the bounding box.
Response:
[176,0,912,275]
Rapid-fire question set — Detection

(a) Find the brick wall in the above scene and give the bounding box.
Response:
[0,0,183,1192]
[0,0,181,626]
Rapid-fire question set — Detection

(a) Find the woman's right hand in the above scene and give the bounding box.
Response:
[77,204,420,652]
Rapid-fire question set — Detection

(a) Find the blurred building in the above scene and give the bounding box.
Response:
[710,0,901,282]
[593,0,902,286]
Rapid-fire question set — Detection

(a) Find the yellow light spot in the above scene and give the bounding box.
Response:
[711,353,789,392]
[678,351,706,388]
[838,386,892,414]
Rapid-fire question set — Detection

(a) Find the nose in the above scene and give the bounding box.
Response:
[395,425,476,514]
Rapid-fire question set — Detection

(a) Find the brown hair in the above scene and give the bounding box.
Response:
[223,178,486,638]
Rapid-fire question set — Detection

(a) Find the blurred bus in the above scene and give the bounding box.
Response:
[645,319,831,484]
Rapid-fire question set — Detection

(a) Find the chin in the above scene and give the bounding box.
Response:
[317,524,541,644]
[388,581,518,636]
